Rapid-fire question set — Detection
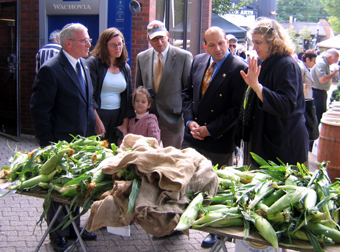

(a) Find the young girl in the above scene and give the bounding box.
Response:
[127,86,161,143]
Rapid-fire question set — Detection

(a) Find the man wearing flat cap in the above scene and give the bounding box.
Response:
[135,20,193,148]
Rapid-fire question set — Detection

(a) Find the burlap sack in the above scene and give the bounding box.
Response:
[87,134,218,236]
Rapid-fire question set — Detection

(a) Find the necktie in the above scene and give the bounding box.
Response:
[154,53,163,93]
[76,62,86,96]
[201,61,216,97]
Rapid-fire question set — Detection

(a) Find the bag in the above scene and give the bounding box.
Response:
[304,98,319,141]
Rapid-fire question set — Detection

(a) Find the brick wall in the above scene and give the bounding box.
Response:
[130,0,156,87]
[20,1,39,134]
[201,0,212,52]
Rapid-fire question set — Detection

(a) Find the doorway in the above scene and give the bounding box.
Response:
[0,1,20,137]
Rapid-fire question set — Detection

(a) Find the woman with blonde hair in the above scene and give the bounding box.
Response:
[87,27,134,145]
[238,17,309,167]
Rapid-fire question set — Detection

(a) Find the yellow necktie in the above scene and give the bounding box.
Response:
[154,53,163,93]
[201,61,216,97]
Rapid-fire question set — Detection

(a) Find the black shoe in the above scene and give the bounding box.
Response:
[51,237,67,252]
[154,230,184,239]
[201,233,218,248]
[69,227,97,241]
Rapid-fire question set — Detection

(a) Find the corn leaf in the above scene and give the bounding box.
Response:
[250,152,270,167]
[304,228,324,252]
[127,178,140,215]
[62,173,91,187]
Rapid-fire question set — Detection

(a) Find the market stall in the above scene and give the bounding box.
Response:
[2,134,340,252]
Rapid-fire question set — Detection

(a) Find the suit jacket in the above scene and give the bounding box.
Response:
[30,50,96,147]
[182,53,247,154]
[135,45,193,133]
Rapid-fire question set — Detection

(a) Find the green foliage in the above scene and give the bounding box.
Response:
[212,0,256,15]
[321,0,340,33]
[330,81,340,104]
[277,0,328,23]
[299,26,313,40]
[287,26,300,51]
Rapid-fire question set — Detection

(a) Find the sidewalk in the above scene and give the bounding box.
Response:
[0,133,318,252]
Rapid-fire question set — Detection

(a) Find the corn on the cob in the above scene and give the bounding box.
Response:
[250,212,278,250]
[192,215,243,229]
[306,222,340,243]
[7,153,29,182]
[304,188,318,211]
[39,148,73,175]
[248,180,274,209]
[175,192,204,231]
[9,170,57,190]
[261,189,285,207]
[267,187,307,215]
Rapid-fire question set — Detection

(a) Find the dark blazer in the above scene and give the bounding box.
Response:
[182,53,247,154]
[251,55,308,165]
[87,56,135,126]
[30,50,96,147]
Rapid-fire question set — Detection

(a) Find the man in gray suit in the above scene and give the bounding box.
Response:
[135,20,193,148]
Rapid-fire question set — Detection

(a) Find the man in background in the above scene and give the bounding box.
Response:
[135,20,193,148]
[226,34,238,55]
[298,47,305,60]
[35,29,62,73]
[311,48,339,124]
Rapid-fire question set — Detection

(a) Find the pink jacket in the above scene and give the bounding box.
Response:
[127,113,161,143]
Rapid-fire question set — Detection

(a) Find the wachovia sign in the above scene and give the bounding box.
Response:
[45,0,101,15]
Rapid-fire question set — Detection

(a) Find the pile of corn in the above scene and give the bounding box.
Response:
[176,153,340,252]
[0,135,122,229]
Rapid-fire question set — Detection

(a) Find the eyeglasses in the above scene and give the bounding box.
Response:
[229,44,237,48]
[108,43,125,48]
[69,38,92,44]
[150,36,166,42]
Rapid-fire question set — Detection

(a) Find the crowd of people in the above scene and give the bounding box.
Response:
[30,18,339,252]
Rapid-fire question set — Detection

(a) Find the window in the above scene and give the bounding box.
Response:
[156,0,202,56]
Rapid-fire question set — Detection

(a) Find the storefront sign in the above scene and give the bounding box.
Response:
[45,0,100,15]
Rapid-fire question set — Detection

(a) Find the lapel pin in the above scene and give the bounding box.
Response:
[85,66,88,70]
[222,74,226,77]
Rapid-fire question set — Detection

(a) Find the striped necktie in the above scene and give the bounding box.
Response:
[201,61,216,97]
[154,53,163,93]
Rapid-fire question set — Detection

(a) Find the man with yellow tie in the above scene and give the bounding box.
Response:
[182,26,247,247]
[135,20,193,148]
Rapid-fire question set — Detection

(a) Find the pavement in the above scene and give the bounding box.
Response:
[0,133,319,252]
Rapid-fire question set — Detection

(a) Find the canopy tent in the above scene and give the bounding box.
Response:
[170,13,247,41]
[211,13,247,40]
[317,35,340,50]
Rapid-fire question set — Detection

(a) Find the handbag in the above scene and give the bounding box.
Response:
[304,98,319,141]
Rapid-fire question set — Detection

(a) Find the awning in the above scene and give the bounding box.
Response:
[170,13,248,41]
[211,13,247,40]
[317,35,340,50]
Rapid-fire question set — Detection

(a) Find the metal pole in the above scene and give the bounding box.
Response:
[34,205,63,252]
[65,205,87,252]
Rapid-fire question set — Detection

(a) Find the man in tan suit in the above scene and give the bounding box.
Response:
[135,20,193,148]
